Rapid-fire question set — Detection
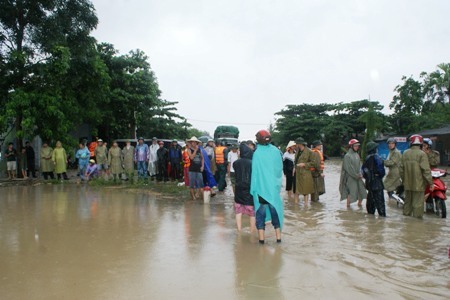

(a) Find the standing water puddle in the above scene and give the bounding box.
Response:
[0,160,449,299]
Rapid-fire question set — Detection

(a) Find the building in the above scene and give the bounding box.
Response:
[419,124,450,166]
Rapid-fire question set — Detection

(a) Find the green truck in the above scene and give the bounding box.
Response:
[214,126,239,146]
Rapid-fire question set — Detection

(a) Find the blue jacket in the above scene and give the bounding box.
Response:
[76,148,91,166]
[169,146,182,162]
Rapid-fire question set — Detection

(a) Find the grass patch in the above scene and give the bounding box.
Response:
[87,178,122,186]
[87,178,190,197]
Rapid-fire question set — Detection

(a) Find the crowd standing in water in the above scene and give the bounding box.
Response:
[2,131,444,243]
[338,134,440,219]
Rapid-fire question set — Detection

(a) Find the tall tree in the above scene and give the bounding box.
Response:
[136,99,190,139]
[359,101,384,160]
[421,63,450,106]
[0,0,101,146]
[274,100,385,156]
[389,76,423,134]
[97,44,191,140]
[274,103,333,147]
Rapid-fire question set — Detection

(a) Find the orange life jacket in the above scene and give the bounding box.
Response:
[182,150,190,168]
[310,149,324,171]
[89,141,97,157]
[215,146,226,164]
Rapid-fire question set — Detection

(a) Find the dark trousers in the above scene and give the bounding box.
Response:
[157,161,168,182]
[292,173,297,193]
[285,172,294,191]
[42,172,55,180]
[57,172,68,180]
[215,164,226,191]
[27,160,36,177]
[170,160,182,181]
[366,189,386,216]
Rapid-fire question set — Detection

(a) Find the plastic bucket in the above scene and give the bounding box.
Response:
[204,190,211,203]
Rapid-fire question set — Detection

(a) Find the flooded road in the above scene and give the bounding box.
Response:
[1,160,449,299]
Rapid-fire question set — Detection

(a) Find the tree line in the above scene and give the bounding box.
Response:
[273,63,450,157]
[2,1,449,156]
[0,0,197,150]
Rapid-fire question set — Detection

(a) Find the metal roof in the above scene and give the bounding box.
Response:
[418,124,450,136]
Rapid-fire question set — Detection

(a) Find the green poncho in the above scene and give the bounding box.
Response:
[339,149,367,202]
[383,148,402,192]
[122,145,135,173]
[108,146,123,175]
[40,146,54,173]
[52,147,67,174]
[250,144,284,229]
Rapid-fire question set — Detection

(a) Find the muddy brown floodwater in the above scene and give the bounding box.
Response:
[0,160,449,299]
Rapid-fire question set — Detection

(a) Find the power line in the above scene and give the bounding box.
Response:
[186,118,270,126]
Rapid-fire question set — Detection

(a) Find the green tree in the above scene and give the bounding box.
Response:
[359,101,384,160]
[0,0,101,146]
[274,100,385,157]
[97,45,159,139]
[389,65,450,135]
[321,118,352,156]
[187,127,208,139]
[328,100,384,156]
[274,103,333,147]
[421,63,450,106]
[97,44,192,141]
[419,63,450,128]
[389,76,423,134]
[137,100,191,139]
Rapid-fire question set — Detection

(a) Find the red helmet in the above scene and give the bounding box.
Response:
[348,139,360,146]
[409,134,423,145]
[255,130,271,145]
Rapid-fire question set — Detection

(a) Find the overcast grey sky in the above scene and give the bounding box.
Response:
[91,0,450,140]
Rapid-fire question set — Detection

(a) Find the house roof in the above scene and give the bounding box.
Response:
[419,124,450,136]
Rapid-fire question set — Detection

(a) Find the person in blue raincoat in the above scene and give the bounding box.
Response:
[362,141,386,217]
[251,130,283,244]
[76,142,91,181]
[199,145,217,197]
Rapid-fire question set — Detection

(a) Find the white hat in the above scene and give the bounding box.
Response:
[286,140,296,149]
[187,136,201,143]
[97,138,103,142]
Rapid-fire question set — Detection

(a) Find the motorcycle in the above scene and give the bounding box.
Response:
[390,168,447,218]
[391,185,405,206]
[424,168,447,218]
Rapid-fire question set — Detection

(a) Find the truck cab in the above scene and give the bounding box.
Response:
[214,125,239,146]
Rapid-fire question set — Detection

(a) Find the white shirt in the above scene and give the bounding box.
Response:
[227,151,239,173]
[149,143,159,162]
[283,151,295,162]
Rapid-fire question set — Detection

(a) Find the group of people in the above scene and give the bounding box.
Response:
[183,132,328,244]
[3,141,38,179]
[76,138,131,182]
[79,136,237,185]
[3,130,441,248]
[181,132,285,244]
[182,137,232,199]
[87,137,187,183]
[3,141,70,180]
[339,135,439,218]
[282,138,326,204]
